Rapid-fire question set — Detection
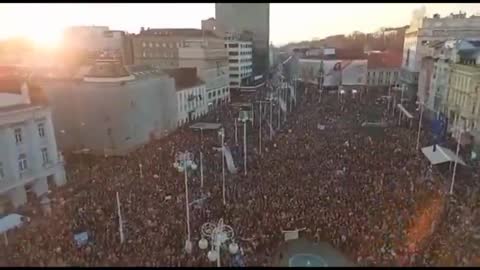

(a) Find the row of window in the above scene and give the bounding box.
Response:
[225,43,252,49]
[451,73,472,90]
[178,89,206,113]
[228,59,251,64]
[0,149,50,180]
[142,51,175,58]
[14,123,46,145]
[142,41,181,49]
[207,88,228,99]
[229,66,252,72]
[228,51,251,56]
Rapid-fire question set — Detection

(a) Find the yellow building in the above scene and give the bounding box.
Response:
[447,41,480,136]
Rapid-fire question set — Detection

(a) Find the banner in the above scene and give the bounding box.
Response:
[283,230,299,241]
[299,59,367,86]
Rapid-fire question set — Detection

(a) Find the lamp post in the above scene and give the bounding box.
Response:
[450,106,465,195]
[218,128,226,205]
[173,151,198,253]
[416,101,424,150]
[234,118,238,145]
[239,111,251,176]
[198,218,239,267]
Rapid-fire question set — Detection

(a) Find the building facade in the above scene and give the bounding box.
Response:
[177,37,230,108]
[32,61,177,156]
[425,40,457,117]
[225,37,253,88]
[63,26,133,65]
[401,10,480,102]
[0,77,66,210]
[215,3,270,76]
[366,51,402,90]
[446,41,480,134]
[132,28,230,107]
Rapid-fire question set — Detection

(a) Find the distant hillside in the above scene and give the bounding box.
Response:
[280,25,408,53]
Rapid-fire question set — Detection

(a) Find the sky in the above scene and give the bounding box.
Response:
[1,3,480,47]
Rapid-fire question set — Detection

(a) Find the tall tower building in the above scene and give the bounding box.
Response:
[215,3,270,77]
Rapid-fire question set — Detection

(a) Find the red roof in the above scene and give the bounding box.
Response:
[367,51,402,69]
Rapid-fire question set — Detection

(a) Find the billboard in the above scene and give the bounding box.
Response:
[299,59,367,86]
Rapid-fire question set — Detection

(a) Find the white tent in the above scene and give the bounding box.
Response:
[421,145,466,166]
[0,213,25,234]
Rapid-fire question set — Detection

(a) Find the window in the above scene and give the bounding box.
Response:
[38,123,45,138]
[0,162,4,179]
[229,52,239,56]
[149,42,153,48]
[142,42,146,48]
[41,148,49,165]
[162,42,167,48]
[18,154,27,172]
[155,42,159,47]
[143,51,146,58]
[14,128,22,144]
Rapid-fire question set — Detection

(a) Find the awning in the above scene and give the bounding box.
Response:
[421,145,466,166]
[397,104,414,119]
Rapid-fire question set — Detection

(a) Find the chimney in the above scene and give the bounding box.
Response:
[20,82,31,104]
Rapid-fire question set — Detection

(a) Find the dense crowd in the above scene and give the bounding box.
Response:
[0,80,478,266]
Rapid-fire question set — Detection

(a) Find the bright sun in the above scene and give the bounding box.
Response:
[28,31,62,49]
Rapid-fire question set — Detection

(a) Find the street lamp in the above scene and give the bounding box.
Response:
[173,151,198,254]
[218,127,226,205]
[198,218,239,267]
[416,101,425,150]
[239,111,252,175]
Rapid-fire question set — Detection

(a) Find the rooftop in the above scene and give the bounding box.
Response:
[367,50,403,69]
[163,68,204,91]
[138,28,219,38]
[301,49,366,60]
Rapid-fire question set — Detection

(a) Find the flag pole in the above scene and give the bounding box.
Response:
[116,191,125,243]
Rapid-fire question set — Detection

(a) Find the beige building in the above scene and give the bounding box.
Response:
[445,40,480,150]
[401,10,480,101]
[132,28,230,107]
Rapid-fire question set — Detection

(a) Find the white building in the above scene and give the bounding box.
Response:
[176,83,207,126]
[0,76,66,210]
[164,67,208,126]
[225,37,253,88]
[401,9,480,102]
[177,38,231,108]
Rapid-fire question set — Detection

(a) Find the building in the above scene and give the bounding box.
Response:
[446,40,480,134]
[0,74,66,210]
[132,28,230,107]
[215,3,270,76]
[225,33,253,88]
[131,28,223,69]
[426,40,458,117]
[164,68,207,126]
[366,50,402,89]
[401,9,480,102]
[31,60,177,156]
[63,26,133,65]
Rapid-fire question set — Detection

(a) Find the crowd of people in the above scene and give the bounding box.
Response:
[0,78,478,267]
